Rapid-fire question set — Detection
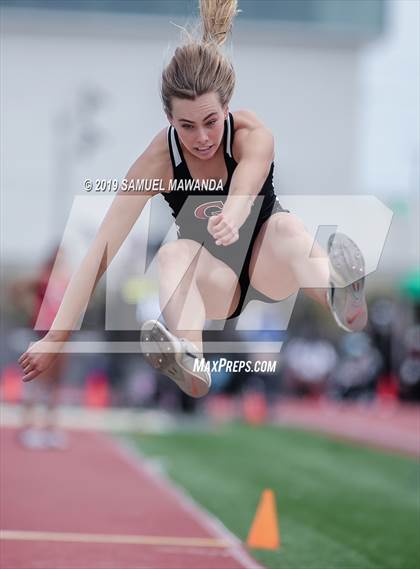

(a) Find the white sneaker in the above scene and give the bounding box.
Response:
[19,428,46,449]
[44,430,68,450]
[140,320,211,398]
[326,233,368,332]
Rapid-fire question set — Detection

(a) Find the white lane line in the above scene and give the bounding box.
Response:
[105,434,264,569]
[0,529,230,548]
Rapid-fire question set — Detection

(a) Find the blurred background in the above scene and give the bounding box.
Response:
[1,0,419,424]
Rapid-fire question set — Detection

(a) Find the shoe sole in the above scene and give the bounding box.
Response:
[327,233,368,332]
[140,320,210,398]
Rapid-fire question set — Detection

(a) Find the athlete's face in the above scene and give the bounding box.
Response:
[169,92,228,161]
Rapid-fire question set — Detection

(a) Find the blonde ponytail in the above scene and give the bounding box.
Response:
[161,0,239,117]
[200,0,239,46]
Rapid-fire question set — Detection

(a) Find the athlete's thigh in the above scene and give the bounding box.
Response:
[248,213,299,300]
[194,245,241,320]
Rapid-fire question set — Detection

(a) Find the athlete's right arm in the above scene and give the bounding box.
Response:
[18,128,172,382]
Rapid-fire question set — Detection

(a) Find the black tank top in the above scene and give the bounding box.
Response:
[164,112,279,237]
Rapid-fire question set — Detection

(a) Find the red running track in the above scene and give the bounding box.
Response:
[0,427,262,569]
[274,399,420,457]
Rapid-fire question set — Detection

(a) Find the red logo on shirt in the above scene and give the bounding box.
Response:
[194,201,224,219]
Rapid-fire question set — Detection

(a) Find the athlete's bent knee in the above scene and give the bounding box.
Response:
[272,214,305,240]
[157,239,202,268]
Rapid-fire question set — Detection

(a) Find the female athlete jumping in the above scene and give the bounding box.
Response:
[19,0,367,398]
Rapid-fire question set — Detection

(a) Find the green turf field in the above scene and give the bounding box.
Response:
[126,422,419,569]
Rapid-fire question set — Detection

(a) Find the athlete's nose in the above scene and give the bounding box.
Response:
[196,128,209,146]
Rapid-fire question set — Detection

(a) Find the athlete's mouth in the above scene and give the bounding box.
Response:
[195,145,213,153]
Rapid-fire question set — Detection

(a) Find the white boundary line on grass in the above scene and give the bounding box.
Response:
[103,433,265,569]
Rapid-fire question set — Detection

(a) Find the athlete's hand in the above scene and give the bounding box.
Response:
[207,198,252,246]
[18,335,64,382]
[207,213,240,246]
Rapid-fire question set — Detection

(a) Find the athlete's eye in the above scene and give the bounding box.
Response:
[181,124,193,130]
[207,120,217,126]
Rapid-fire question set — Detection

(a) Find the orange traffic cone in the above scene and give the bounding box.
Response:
[0,364,23,403]
[246,489,280,550]
[242,391,268,425]
[84,371,111,408]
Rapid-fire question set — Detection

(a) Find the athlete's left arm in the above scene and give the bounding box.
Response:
[208,115,274,246]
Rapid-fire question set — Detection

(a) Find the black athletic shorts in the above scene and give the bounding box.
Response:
[178,198,290,320]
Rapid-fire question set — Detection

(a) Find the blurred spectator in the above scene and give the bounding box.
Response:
[329,333,383,401]
[398,325,420,401]
[11,246,70,449]
[283,337,337,398]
